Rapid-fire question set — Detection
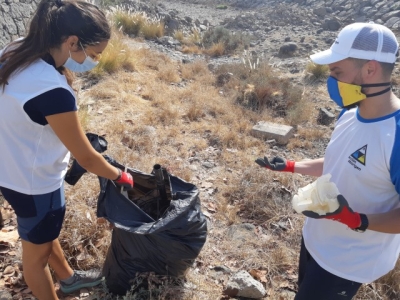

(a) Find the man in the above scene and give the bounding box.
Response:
[256,22,400,299]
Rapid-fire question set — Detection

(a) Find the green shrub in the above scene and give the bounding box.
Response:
[202,27,249,54]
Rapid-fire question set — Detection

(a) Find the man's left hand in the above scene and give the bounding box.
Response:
[302,195,361,229]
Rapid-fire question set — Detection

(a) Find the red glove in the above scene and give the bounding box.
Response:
[302,195,361,229]
[113,169,134,190]
[255,156,295,173]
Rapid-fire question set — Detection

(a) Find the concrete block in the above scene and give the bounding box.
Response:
[251,121,294,145]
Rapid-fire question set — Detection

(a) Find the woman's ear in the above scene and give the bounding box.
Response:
[65,35,80,51]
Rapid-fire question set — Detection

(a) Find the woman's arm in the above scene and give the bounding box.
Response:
[46,111,120,180]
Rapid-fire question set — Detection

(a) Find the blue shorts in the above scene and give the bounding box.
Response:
[295,237,362,300]
[0,185,66,244]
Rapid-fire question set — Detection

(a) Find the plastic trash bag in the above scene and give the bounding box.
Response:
[64,133,108,185]
[97,156,208,295]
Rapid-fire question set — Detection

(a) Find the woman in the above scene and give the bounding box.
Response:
[0,0,133,299]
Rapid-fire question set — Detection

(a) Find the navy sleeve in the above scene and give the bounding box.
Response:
[23,88,77,125]
[390,113,400,195]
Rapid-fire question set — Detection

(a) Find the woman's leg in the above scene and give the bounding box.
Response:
[21,239,58,300]
[48,238,74,281]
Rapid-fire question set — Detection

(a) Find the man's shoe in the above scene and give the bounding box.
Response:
[60,269,104,293]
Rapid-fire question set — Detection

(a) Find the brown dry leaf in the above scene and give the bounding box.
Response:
[94,238,104,248]
[96,217,107,225]
[249,269,268,283]
[1,226,15,232]
[0,230,19,247]
[204,202,217,213]
[3,266,15,276]
[279,281,291,288]
[79,288,89,297]
[86,211,93,222]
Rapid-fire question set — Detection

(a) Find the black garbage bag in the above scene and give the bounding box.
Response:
[64,133,108,185]
[97,156,208,295]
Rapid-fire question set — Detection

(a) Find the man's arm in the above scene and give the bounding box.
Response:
[294,158,325,177]
[366,208,400,234]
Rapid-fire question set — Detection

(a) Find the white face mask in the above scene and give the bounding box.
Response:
[64,43,99,72]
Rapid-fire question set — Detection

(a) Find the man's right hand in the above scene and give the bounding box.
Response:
[255,156,295,173]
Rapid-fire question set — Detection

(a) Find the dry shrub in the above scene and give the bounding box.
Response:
[139,49,171,71]
[141,21,164,39]
[188,28,202,45]
[173,30,185,42]
[114,11,145,36]
[181,60,210,80]
[297,125,327,141]
[113,10,164,39]
[221,61,303,119]
[204,42,225,57]
[90,30,136,77]
[306,61,329,79]
[181,45,202,54]
[185,103,205,121]
[157,64,181,83]
[202,26,249,54]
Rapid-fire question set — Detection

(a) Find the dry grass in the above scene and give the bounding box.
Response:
[203,42,225,57]
[113,10,164,39]
[89,30,136,78]
[173,30,185,43]
[141,21,164,39]
[305,61,329,79]
[181,45,202,54]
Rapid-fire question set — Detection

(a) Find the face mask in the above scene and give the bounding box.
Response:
[327,76,391,108]
[64,44,98,73]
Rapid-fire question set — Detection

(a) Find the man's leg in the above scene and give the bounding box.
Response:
[21,239,59,300]
[295,238,362,300]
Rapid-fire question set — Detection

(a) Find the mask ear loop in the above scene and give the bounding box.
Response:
[361,82,392,98]
[79,42,88,58]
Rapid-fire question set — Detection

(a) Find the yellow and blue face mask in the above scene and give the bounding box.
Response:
[327,76,391,108]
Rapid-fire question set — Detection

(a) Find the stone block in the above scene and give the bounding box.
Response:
[251,121,294,144]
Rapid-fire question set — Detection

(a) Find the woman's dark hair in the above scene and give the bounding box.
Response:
[0,0,111,88]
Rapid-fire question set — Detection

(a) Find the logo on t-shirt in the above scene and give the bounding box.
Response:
[348,145,367,170]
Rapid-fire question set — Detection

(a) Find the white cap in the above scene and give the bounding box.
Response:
[310,22,399,64]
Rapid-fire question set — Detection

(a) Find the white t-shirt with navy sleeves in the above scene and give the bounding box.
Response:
[303,107,400,283]
[0,53,76,195]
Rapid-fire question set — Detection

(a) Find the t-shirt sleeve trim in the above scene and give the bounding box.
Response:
[23,88,77,125]
[389,114,400,195]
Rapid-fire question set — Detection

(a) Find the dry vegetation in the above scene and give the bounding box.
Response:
[2,17,400,300]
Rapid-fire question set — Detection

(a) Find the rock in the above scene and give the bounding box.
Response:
[224,270,266,299]
[313,6,327,17]
[382,10,400,22]
[385,17,400,28]
[322,18,342,31]
[226,223,257,243]
[317,108,336,125]
[0,291,12,300]
[251,121,295,145]
[279,42,298,56]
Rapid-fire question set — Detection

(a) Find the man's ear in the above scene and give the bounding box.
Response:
[363,60,379,78]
